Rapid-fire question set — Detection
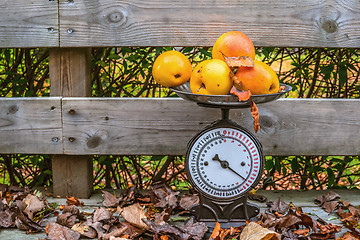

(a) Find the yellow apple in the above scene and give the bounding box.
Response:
[152,50,192,87]
[190,59,233,95]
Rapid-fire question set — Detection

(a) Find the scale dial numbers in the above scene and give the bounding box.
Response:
[186,125,264,201]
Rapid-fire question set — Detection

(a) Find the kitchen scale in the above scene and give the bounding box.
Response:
[171,82,291,228]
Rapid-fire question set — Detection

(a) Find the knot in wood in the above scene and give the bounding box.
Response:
[104,8,127,26]
[321,19,338,33]
[8,105,19,114]
[86,135,102,149]
[109,12,123,23]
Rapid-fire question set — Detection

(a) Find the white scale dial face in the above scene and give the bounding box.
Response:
[187,127,262,200]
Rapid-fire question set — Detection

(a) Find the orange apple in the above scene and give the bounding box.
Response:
[235,60,280,95]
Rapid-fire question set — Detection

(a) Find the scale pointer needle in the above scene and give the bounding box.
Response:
[212,154,246,180]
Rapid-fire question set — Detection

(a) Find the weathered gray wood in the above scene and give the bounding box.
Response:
[59,0,360,48]
[0,98,62,154]
[0,0,58,48]
[50,48,93,198]
[61,98,360,156]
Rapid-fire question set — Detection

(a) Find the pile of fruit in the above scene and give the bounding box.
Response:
[152,31,282,132]
[152,31,280,98]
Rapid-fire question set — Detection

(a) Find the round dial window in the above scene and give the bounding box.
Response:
[185,121,264,200]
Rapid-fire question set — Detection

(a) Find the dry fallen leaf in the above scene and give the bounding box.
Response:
[209,222,221,240]
[251,101,260,133]
[179,194,199,211]
[230,86,251,102]
[23,194,45,220]
[102,190,121,208]
[103,225,128,240]
[71,222,97,239]
[336,231,360,240]
[66,196,83,207]
[315,191,340,206]
[117,203,149,229]
[268,197,290,214]
[223,54,255,68]
[240,222,281,240]
[46,222,80,240]
[93,207,113,223]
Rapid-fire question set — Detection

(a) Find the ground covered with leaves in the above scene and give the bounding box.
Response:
[0,183,359,239]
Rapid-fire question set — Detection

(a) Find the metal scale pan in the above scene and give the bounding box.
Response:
[170,82,292,108]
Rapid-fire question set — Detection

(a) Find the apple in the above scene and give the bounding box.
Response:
[235,60,280,95]
[190,59,233,95]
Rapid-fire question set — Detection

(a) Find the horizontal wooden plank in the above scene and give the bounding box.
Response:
[59,0,360,48]
[61,98,360,156]
[0,0,59,48]
[0,98,63,154]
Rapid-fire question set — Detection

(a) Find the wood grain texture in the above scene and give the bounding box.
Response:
[61,98,360,156]
[49,48,92,97]
[0,0,58,48]
[49,48,93,198]
[0,98,62,154]
[59,0,360,48]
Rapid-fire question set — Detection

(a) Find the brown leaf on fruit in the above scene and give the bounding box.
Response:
[251,101,260,133]
[222,53,254,68]
[118,203,149,229]
[230,86,251,101]
[240,222,281,240]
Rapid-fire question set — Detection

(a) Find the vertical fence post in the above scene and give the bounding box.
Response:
[49,48,93,198]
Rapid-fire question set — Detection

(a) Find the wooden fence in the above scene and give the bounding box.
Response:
[0,0,359,197]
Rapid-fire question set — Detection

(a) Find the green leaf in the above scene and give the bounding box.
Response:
[43,170,52,175]
[320,64,334,80]
[109,53,120,60]
[327,167,335,187]
[291,158,300,172]
[151,155,166,162]
[338,62,347,87]
[265,159,274,171]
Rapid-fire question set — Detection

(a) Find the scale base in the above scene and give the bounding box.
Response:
[190,194,260,229]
